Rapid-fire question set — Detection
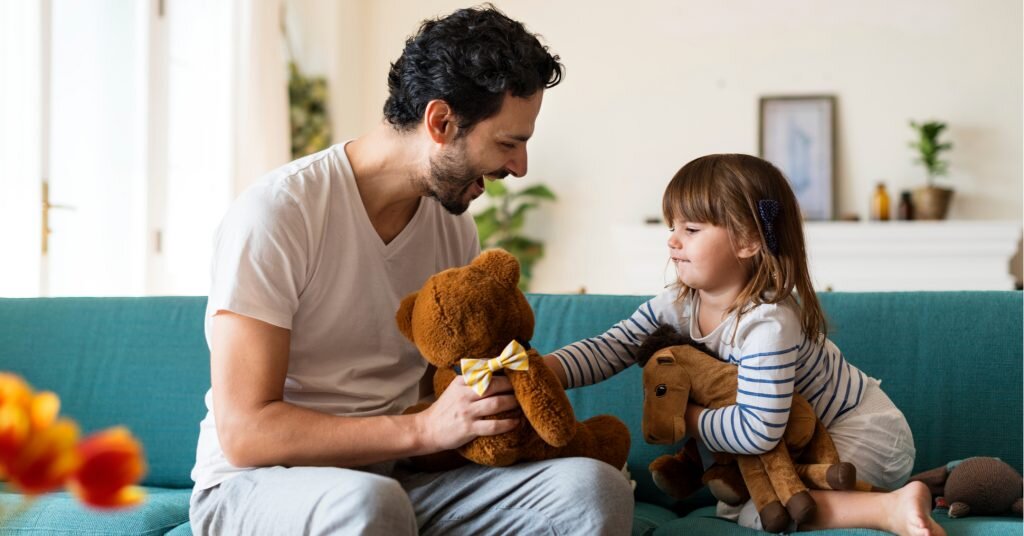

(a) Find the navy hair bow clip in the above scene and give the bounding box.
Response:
[757,199,781,255]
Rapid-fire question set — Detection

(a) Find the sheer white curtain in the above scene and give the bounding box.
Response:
[155,0,292,295]
[0,0,292,297]
[0,1,43,296]
[231,0,291,196]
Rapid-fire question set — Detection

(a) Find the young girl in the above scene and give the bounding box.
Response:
[543,154,944,536]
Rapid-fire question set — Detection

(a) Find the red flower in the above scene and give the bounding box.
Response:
[68,427,147,509]
[0,403,30,472]
[4,419,80,495]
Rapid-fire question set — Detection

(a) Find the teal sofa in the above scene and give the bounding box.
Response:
[1,292,1020,535]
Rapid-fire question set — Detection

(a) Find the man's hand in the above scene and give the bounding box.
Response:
[414,376,520,452]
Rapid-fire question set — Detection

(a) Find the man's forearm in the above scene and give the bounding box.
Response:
[220,400,430,469]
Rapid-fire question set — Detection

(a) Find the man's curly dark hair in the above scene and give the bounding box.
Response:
[383,4,563,133]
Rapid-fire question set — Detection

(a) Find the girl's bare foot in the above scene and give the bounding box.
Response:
[885,481,946,536]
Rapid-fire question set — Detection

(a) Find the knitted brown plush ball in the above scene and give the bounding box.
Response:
[945,457,1023,518]
[910,457,1024,518]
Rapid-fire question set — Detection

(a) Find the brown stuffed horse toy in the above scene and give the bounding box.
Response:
[638,325,871,532]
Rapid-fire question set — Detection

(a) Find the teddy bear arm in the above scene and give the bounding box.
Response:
[433,367,457,397]
[507,354,577,447]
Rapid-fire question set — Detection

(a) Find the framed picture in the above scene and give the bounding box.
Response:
[758,96,836,220]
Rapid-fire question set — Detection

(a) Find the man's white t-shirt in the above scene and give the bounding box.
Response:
[191,143,480,491]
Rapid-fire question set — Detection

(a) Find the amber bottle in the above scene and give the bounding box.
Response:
[897,191,914,220]
[870,182,891,221]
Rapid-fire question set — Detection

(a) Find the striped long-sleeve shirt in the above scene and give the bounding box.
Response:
[550,289,869,455]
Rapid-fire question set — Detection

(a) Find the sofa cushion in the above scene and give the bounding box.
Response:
[817,291,1023,474]
[0,487,189,535]
[165,522,193,535]
[526,292,1024,512]
[633,501,679,536]
[653,505,1022,535]
[0,297,210,488]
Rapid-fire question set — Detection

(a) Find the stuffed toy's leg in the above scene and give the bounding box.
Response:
[794,420,875,491]
[541,415,631,470]
[757,444,816,526]
[703,461,750,506]
[736,455,792,533]
[649,437,706,500]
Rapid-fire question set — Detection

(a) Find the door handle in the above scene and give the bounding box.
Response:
[41,181,76,255]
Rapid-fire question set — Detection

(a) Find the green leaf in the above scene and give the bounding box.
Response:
[469,180,557,291]
[498,236,542,258]
[513,184,556,201]
[473,206,497,224]
[510,202,537,222]
[484,179,508,198]
[474,206,500,246]
[908,119,953,180]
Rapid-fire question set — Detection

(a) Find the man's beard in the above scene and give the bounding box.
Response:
[427,147,507,216]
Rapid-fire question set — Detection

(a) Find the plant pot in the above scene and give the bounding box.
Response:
[911,186,954,220]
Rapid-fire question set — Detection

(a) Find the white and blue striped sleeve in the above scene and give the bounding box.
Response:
[698,306,802,455]
[549,291,679,388]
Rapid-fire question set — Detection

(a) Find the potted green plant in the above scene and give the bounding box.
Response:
[288,61,331,159]
[473,180,556,291]
[908,120,954,220]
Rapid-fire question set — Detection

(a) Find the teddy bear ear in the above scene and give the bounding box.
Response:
[472,249,520,289]
[395,291,418,341]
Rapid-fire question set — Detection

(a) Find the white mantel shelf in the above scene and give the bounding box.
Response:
[611,221,1022,293]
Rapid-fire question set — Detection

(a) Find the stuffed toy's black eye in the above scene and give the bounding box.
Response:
[655,384,667,397]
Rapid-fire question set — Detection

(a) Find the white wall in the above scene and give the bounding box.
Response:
[329,0,1022,293]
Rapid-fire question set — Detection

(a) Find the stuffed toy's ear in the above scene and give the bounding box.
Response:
[395,291,418,341]
[472,249,520,289]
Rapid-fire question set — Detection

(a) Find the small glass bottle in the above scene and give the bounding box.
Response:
[897,190,914,221]
[870,182,890,221]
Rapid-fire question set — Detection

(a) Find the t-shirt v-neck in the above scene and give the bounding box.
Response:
[338,147,425,258]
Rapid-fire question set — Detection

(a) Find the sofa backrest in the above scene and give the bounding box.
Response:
[0,297,209,489]
[527,291,1023,507]
[2,292,1020,501]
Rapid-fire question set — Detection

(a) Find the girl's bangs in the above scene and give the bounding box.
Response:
[662,165,719,225]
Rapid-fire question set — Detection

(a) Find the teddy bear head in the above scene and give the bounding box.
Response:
[396,249,535,368]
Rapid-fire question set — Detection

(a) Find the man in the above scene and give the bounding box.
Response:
[189,6,634,535]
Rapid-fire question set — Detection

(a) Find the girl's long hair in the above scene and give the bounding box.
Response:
[662,154,826,338]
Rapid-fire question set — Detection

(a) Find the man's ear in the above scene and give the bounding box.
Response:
[424,99,457,144]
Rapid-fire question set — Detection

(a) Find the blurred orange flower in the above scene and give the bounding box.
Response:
[69,427,147,508]
[0,372,146,517]
[5,419,80,495]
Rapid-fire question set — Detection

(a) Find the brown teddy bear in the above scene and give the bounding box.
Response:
[396,249,631,470]
[637,325,868,533]
[909,457,1023,518]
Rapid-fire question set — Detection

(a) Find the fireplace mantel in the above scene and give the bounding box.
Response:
[609,221,1021,293]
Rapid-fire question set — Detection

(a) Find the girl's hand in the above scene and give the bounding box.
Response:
[542,354,569,388]
[685,403,705,440]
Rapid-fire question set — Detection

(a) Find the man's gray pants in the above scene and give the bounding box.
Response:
[189,457,634,535]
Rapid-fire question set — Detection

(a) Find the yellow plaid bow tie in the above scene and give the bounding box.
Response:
[460,340,530,396]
